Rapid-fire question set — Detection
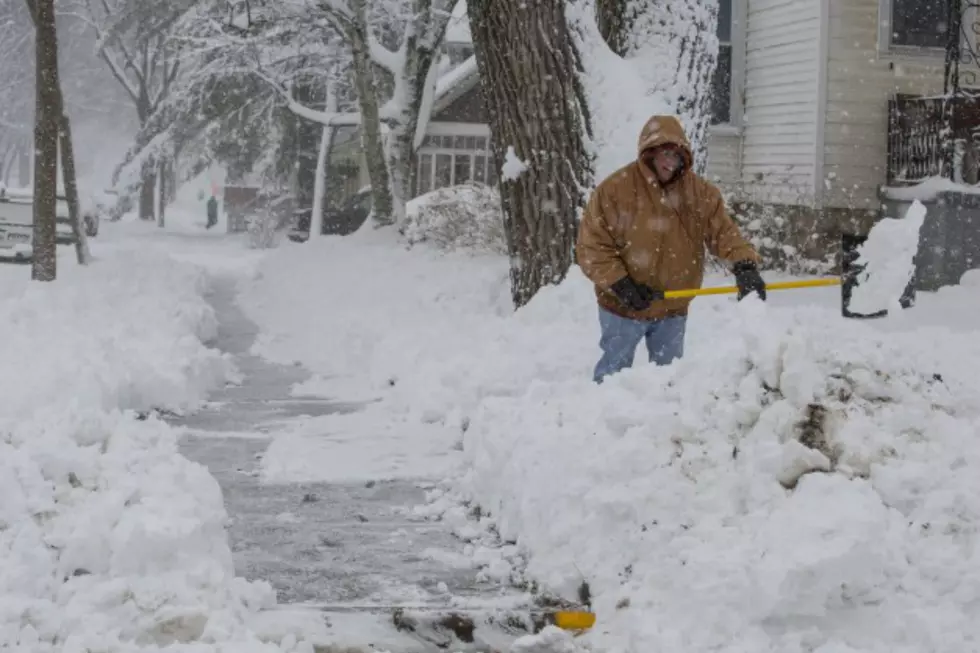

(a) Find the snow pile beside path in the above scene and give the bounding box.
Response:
[403,183,506,255]
[459,297,980,653]
[0,251,228,424]
[0,253,318,652]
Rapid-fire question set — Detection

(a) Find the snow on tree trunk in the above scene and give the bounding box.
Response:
[582,0,719,174]
[469,0,593,308]
[309,79,337,241]
[661,0,719,173]
[58,113,91,264]
[31,0,60,282]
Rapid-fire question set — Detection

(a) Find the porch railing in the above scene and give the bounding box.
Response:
[886,94,980,186]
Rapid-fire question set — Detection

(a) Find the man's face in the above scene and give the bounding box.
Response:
[646,145,684,183]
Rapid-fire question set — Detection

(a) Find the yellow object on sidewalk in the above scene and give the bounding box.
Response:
[553,611,596,630]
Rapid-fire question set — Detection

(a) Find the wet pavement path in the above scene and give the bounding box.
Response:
[169,278,535,651]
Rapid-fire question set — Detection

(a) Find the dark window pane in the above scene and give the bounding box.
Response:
[473,155,487,183]
[435,153,452,189]
[454,135,467,149]
[710,45,732,125]
[465,136,477,150]
[454,154,472,184]
[418,154,432,195]
[892,0,950,48]
[476,136,487,150]
[487,156,498,186]
[717,0,732,43]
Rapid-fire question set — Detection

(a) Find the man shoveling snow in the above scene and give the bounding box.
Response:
[576,115,765,383]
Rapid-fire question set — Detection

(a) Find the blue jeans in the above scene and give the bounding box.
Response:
[593,307,687,383]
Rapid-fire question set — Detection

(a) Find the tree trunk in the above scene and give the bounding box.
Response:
[596,0,631,55]
[469,0,593,308]
[310,124,333,239]
[157,161,166,227]
[58,113,90,264]
[31,0,60,282]
[139,167,156,221]
[309,78,337,240]
[348,0,394,226]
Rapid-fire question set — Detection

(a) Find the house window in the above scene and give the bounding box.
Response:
[882,0,951,52]
[454,154,472,184]
[710,0,733,125]
[418,153,432,195]
[414,130,494,198]
[435,154,453,188]
[473,155,487,184]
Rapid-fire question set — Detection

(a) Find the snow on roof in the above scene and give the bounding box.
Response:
[435,55,478,102]
[445,1,471,44]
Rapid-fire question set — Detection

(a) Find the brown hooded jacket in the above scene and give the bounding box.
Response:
[576,115,760,320]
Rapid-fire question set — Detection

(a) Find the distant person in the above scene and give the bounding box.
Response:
[206,195,218,229]
[576,115,766,384]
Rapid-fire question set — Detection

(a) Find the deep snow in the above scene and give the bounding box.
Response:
[0,235,325,652]
[241,212,980,653]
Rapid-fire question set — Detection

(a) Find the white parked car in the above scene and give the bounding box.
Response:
[0,190,34,261]
[0,187,97,261]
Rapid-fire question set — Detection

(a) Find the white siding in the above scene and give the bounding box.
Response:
[705,129,741,186]
[822,0,947,210]
[739,0,822,205]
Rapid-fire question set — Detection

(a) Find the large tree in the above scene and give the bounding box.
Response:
[469,0,593,308]
[27,0,61,281]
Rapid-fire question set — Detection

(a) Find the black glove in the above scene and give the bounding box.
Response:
[610,277,664,311]
[733,260,766,301]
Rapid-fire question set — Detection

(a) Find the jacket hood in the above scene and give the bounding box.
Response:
[637,115,693,171]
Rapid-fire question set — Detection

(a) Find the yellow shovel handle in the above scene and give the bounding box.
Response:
[663,277,841,300]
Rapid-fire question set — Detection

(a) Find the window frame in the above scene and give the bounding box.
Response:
[711,0,746,132]
[877,0,958,60]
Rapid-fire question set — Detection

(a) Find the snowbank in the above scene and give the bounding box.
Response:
[0,252,317,652]
[0,251,227,423]
[403,183,506,254]
[457,297,980,653]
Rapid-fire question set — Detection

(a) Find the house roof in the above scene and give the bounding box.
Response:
[433,55,480,116]
[445,1,471,44]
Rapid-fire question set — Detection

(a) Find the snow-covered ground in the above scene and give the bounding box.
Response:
[241,204,980,653]
[0,229,325,652]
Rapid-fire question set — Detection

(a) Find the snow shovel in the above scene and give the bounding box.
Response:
[664,200,927,317]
